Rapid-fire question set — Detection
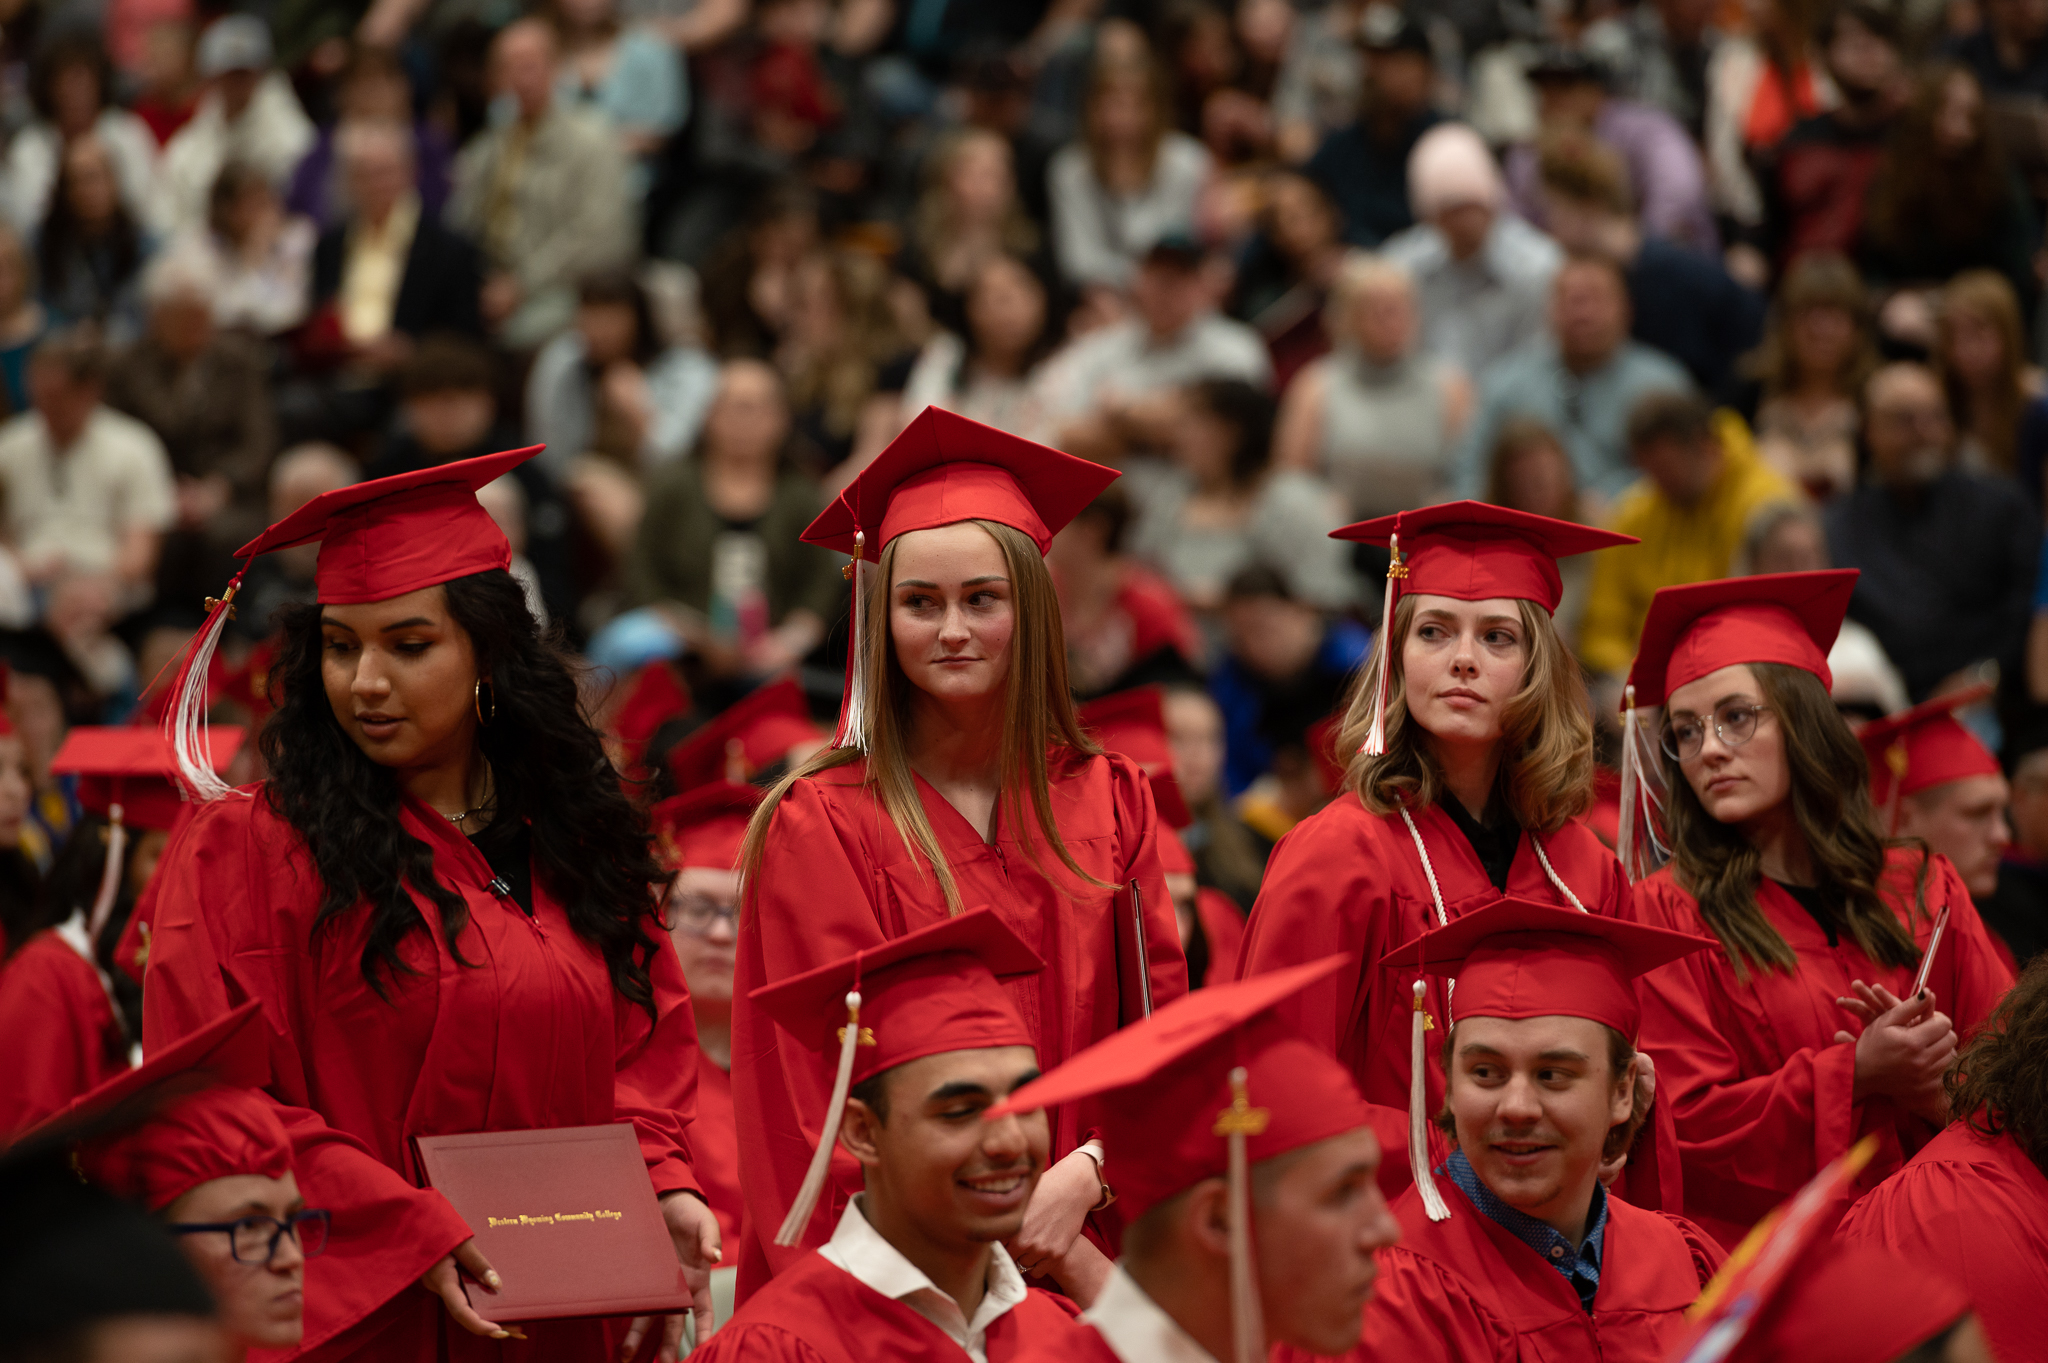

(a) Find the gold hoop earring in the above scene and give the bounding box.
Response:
[474,678,495,726]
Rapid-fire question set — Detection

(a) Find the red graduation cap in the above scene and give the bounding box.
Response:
[1079,686,1195,829]
[1625,570,1857,709]
[1335,503,1636,756]
[650,781,762,872]
[51,727,246,832]
[750,907,1043,1246]
[664,678,824,792]
[1859,684,2000,835]
[612,660,692,772]
[1157,820,1195,875]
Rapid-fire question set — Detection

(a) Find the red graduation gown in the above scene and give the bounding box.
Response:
[0,925,129,1136]
[1313,1180,1723,1363]
[1836,1122,2048,1363]
[693,1054,747,1256]
[691,1253,1084,1363]
[734,751,1185,1296]
[1239,797,1634,1196]
[1632,849,2012,1248]
[142,789,705,1363]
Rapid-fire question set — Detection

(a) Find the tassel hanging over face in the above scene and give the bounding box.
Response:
[1410,980,1450,1222]
[1213,1066,1270,1363]
[776,988,865,1246]
[1360,533,1407,758]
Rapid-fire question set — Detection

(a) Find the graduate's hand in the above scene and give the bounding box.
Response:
[1836,986,1957,1108]
[662,1190,721,1347]
[420,1239,528,1340]
[1834,979,1906,1028]
[1048,1235,1113,1307]
[1008,1149,1101,1275]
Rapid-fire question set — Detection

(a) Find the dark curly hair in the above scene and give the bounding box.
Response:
[260,569,670,1014]
[1946,955,2048,1174]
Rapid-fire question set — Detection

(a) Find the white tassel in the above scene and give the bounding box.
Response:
[1616,685,1669,883]
[164,577,243,802]
[85,804,126,943]
[776,989,864,1246]
[1213,1067,1269,1363]
[1411,980,1450,1222]
[834,533,871,751]
[1360,533,1406,757]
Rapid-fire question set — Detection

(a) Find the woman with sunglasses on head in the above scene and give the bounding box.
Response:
[139,449,721,1363]
[1238,504,1648,1206]
[1623,571,2012,1250]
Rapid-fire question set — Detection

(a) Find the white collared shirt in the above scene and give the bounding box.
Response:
[818,1195,1028,1363]
[1082,1265,1220,1363]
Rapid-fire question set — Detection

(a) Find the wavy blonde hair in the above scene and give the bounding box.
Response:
[741,520,1106,913]
[1334,594,1594,833]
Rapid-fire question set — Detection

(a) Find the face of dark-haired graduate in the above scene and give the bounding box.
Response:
[840,1045,1048,1253]
[319,584,480,773]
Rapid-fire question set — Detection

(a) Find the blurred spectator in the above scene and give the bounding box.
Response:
[0,327,173,595]
[1694,0,1830,249]
[450,18,634,349]
[1827,362,2039,700]
[1123,377,1356,611]
[619,359,840,686]
[902,127,1045,336]
[1937,270,2045,477]
[1226,170,1347,389]
[1269,0,1369,163]
[1743,251,1876,500]
[1381,121,1562,381]
[153,16,315,238]
[1482,416,1594,642]
[128,17,201,148]
[476,474,551,626]
[1160,679,1271,908]
[0,223,48,413]
[548,0,690,201]
[104,249,275,546]
[1047,484,1204,697]
[1951,0,2048,101]
[779,248,911,472]
[1860,65,2040,347]
[37,133,148,337]
[6,32,158,234]
[900,253,1062,441]
[1303,5,1440,247]
[1537,131,1764,399]
[161,161,314,338]
[1982,735,2048,967]
[700,181,818,359]
[1578,392,1799,679]
[1757,1,1906,273]
[1209,562,1368,798]
[1584,0,1726,141]
[1272,251,1470,519]
[1452,255,1692,502]
[1048,55,1212,291]
[284,46,454,231]
[229,442,355,645]
[527,266,719,477]
[1741,501,1908,716]
[1508,46,1717,255]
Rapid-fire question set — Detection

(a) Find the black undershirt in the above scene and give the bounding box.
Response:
[1772,880,1840,946]
[1441,796,1521,893]
[468,818,535,916]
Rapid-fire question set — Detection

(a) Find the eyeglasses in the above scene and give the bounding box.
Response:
[669,891,736,937]
[169,1209,330,1264]
[1662,702,1773,762]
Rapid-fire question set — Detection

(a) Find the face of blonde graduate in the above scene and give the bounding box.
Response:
[1667,663,1792,829]
[1401,595,1528,750]
[1254,1127,1400,1356]
[320,585,480,774]
[890,524,1016,710]
[164,1172,308,1350]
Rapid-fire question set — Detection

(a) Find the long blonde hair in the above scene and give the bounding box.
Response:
[1336,594,1595,833]
[741,519,1106,912]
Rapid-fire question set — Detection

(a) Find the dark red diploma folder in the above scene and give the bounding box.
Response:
[413,1123,693,1321]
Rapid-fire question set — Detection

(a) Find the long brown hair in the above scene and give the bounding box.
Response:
[1937,269,2031,473]
[1864,65,2011,261]
[1662,663,1923,978]
[741,520,1105,912]
[1742,251,1879,401]
[1337,594,1595,834]
[1946,956,2048,1173]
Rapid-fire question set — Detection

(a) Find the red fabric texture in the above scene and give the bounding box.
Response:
[1631,850,2013,1249]
[82,1085,294,1212]
[1331,501,1637,613]
[665,679,822,791]
[1729,1242,1969,1363]
[691,1056,746,1256]
[53,726,245,831]
[1627,571,1856,706]
[0,930,129,1137]
[733,749,1185,1299]
[1859,685,2002,804]
[142,790,705,1362]
[652,782,762,871]
[1194,888,1245,986]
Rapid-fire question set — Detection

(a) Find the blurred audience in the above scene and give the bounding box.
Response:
[7,32,157,234]
[38,133,149,337]
[1303,5,1439,247]
[900,252,1062,441]
[1048,484,1204,697]
[1049,56,1210,293]
[1743,251,1877,500]
[1935,270,2044,477]
[153,16,314,238]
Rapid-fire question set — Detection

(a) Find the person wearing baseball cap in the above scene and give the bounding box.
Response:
[733,408,1186,1303]
[1622,572,2011,1249]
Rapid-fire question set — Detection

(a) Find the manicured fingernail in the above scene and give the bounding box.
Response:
[491,1330,511,1339]
[485,1271,502,1289]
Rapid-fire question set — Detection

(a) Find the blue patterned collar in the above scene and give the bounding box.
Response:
[1444,1150,1607,1312]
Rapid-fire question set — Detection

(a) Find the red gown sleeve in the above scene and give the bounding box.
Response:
[687,1324,837,1363]
[1338,1246,1517,1363]
[141,798,474,1360]
[1107,751,1189,1014]
[614,913,704,1197]
[1917,857,2014,1037]
[0,937,124,1135]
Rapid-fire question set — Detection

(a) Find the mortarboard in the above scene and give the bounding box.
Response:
[650,781,762,871]
[1858,683,2000,836]
[801,407,1118,750]
[664,678,824,792]
[985,956,1371,1363]
[749,907,1042,1246]
[1157,821,1196,876]
[1079,687,1196,829]
[1382,898,1715,1220]
[165,447,544,804]
[1333,502,1636,756]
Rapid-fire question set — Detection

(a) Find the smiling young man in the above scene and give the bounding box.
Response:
[691,909,1086,1363]
[1337,898,1724,1362]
